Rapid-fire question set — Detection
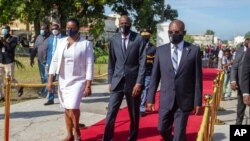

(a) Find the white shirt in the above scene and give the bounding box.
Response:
[171,41,184,65]
[218,50,223,58]
[121,33,130,49]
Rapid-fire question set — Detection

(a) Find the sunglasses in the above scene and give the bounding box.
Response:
[168,30,185,35]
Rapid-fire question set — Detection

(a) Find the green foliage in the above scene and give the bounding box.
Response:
[244,31,250,39]
[107,0,178,34]
[205,29,215,35]
[0,0,107,38]
[184,34,194,43]
[94,47,108,64]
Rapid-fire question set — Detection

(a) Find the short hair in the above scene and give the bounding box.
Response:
[52,23,60,29]
[41,24,49,30]
[119,15,132,24]
[2,25,10,30]
[67,18,80,28]
[169,19,185,31]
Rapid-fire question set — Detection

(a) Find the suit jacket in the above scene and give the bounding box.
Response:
[108,31,146,92]
[240,48,250,94]
[230,46,245,87]
[147,41,202,112]
[46,34,65,66]
[48,36,94,80]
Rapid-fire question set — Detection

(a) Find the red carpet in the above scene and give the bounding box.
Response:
[81,68,218,141]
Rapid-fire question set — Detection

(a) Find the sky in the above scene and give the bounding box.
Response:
[105,0,250,40]
[166,0,250,40]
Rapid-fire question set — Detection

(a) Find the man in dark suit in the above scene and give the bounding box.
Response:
[146,19,202,141]
[241,40,250,106]
[103,15,146,141]
[230,38,249,124]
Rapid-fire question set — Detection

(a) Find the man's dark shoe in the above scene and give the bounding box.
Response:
[18,87,24,97]
[44,100,54,106]
[140,112,146,117]
[0,97,5,102]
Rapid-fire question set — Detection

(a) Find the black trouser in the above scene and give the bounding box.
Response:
[158,100,190,141]
[236,90,247,125]
[103,89,141,141]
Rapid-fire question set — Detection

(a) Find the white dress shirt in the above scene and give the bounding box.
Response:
[121,33,130,49]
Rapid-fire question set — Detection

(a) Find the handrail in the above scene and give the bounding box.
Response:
[4,76,11,141]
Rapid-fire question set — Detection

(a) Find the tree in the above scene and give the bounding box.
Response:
[205,29,215,35]
[0,0,107,39]
[245,31,250,39]
[184,34,194,43]
[106,0,178,34]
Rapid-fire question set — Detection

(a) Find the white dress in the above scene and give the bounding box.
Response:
[58,45,85,109]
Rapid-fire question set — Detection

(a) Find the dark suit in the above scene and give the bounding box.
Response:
[103,31,146,141]
[241,48,250,99]
[230,46,247,125]
[147,41,202,141]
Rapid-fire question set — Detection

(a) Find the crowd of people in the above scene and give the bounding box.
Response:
[0,15,250,141]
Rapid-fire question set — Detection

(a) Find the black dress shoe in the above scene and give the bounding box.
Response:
[18,87,24,97]
[140,112,146,117]
[44,100,54,105]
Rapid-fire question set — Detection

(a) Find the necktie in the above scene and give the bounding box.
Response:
[172,46,178,74]
[122,38,127,54]
[52,36,57,56]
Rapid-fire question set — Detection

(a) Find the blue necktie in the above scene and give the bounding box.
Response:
[52,36,57,56]
[172,46,178,74]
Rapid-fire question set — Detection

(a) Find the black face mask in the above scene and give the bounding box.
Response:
[119,25,131,35]
[169,34,184,44]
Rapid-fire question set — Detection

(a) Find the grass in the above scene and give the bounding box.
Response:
[0,56,108,107]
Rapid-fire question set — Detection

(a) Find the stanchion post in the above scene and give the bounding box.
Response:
[4,75,11,141]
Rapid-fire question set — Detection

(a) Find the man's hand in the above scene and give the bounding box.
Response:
[146,103,155,112]
[193,106,201,115]
[46,82,53,92]
[30,59,34,67]
[243,95,250,106]
[132,83,142,97]
[230,81,238,90]
[84,87,91,97]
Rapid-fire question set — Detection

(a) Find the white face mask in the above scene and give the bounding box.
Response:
[52,29,59,35]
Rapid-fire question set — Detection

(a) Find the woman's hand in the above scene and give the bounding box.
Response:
[84,86,91,97]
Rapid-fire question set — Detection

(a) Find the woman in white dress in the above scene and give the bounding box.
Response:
[47,18,94,141]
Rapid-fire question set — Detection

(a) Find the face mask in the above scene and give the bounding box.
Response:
[144,38,150,43]
[66,29,78,37]
[169,34,184,44]
[2,29,8,36]
[119,25,131,35]
[52,29,59,35]
[40,30,45,36]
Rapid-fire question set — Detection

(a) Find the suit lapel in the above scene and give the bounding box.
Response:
[124,32,136,61]
[176,41,191,75]
[116,35,126,59]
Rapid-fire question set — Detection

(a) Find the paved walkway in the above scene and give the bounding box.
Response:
[0,83,249,141]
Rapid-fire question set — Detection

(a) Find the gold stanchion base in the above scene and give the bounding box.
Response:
[218,107,226,111]
[215,119,225,125]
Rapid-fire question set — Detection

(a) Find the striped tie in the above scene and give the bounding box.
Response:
[172,46,178,74]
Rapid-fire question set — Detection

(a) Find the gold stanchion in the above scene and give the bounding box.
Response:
[4,75,11,141]
[196,94,212,141]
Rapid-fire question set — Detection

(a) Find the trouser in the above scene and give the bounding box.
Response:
[38,60,48,97]
[222,72,232,98]
[158,100,190,141]
[45,65,56,101]
[140,76,151,113]
[236,89,247,125]
[0,63,19,98]
[103,87,141,141]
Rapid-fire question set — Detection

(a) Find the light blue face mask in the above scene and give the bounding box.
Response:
[40,30,45,36]
[1,29,8,35]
